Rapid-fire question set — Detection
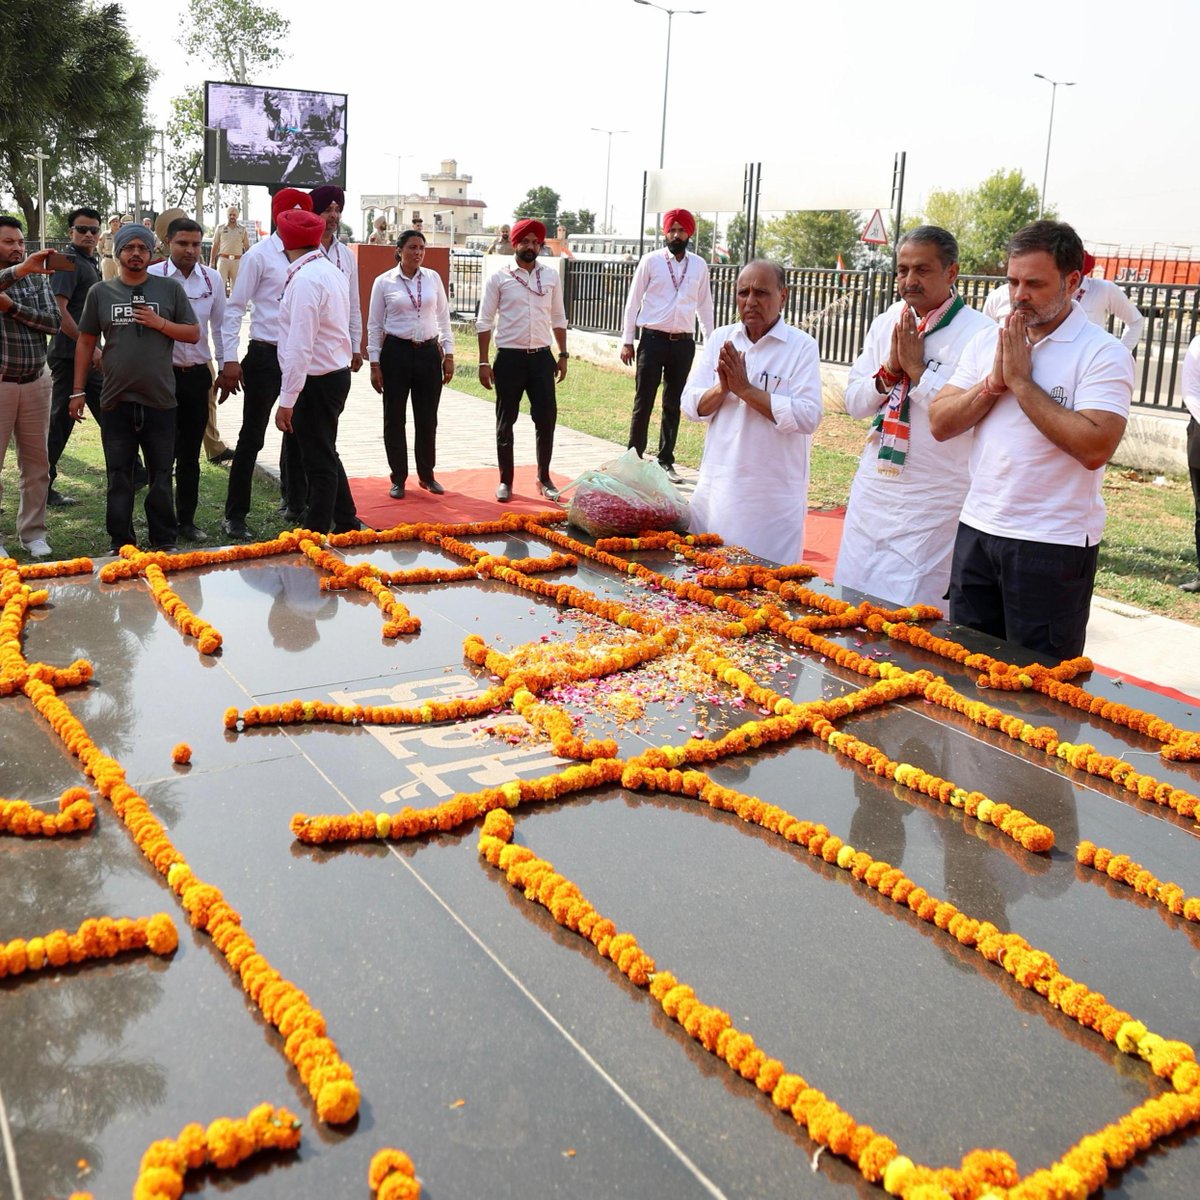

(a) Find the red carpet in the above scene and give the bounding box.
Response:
[348,465,573,528]
[802,506,846,579]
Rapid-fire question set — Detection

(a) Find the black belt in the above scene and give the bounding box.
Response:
[250,338,277,349]
[174,362,210,373]
[496,346,551,354]
[384,334,440,348]
[0,370,44,384]
[642,328,693,341]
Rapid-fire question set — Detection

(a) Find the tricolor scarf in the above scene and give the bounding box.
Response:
[873,292,964,476]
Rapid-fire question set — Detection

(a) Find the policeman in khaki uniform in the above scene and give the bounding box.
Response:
[99,216,121,281]
[210,206,250,294]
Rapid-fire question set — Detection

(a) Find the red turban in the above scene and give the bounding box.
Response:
[276,209,325,251]
[272,187,314,221]
[1082,251,1097,275]
[663,208,696,238]
[509,218,545,248]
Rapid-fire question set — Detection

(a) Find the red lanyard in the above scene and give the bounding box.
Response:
[665,250,689,292]
[152,261,213,300]
[281,251,324,298]
[509,265,544,296]
[397,268,422,316]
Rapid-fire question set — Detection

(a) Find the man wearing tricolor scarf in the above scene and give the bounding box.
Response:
[836,227,991,608]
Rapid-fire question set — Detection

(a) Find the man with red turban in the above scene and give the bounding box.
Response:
[271,209,362,535]
[620,207,714,482]
[476,218,569,502]
[216,187,314,541]
[309,185,363,373]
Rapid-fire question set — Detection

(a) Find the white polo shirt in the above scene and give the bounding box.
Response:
[947,302,1134,547]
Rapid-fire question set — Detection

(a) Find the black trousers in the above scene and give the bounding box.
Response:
[627,331,695,468]
[947,523,1099,661]
[1187,417,1200,568]
[289,368,357,534]
[493,347,556,486]
[47,357,103,484]
[224,340,306,522]
[380,336,442,486]
[172,364,212,526]
[101,400,177,550]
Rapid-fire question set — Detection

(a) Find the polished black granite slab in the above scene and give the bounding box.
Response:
[3,544,1200,1199]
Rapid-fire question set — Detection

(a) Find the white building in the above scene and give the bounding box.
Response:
[362,158,487,246]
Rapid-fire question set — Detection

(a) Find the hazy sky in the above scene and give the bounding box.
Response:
[131,0,1198,251]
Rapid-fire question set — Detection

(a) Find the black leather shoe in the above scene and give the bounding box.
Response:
[537,478,561,502]
[333,518,374,533]
[47,488,77,507]
[418,478,444,495]
[663,465,683,484]
[280,508,304,523]
[220,518,254,542]
[1181,578,1200,593]
[495,483,511,502]
[208,449,235,464]
[389,483,405,499]
[178,523,208,543]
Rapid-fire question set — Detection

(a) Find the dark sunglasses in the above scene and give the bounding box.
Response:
[72,225,101,234]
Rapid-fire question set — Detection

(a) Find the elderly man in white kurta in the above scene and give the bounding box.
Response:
[835,227,991,608]
[681,260,822,564]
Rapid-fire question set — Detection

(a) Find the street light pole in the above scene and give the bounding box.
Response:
[633,0,705,169]
[590,127,628,233]
[1034,73,1075,218]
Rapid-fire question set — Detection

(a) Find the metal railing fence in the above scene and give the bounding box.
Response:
[560,260,1200,411]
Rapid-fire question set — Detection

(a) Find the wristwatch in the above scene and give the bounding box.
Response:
[558,351,570,359]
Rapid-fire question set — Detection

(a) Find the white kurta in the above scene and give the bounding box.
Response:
[835,299,992,608]
[681,319,822,564]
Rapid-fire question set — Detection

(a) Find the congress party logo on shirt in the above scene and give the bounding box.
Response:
[1050,385,1069,408]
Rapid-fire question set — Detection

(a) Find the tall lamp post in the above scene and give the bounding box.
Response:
[382,152,413,234]
[590,127,628,233]
[633,0,704,169]
[1034,73,1075,218]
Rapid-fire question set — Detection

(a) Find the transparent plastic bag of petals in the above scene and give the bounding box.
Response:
[562,448,689,538]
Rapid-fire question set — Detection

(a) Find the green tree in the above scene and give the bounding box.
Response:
[558,209,596,235]
[0,0,152,235]
[514,186,561,226]
[914,169,1046,274]
[725,213,748,262]
[168,0,292,216]
[758,210,862,269]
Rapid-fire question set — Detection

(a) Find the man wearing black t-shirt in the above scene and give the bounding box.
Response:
[45,206,104,505]
[73,224,199,553]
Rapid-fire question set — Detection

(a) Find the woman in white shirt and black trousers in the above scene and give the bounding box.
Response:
[367,230,454,499]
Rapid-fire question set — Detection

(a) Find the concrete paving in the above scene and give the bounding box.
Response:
[215,354,1200,706]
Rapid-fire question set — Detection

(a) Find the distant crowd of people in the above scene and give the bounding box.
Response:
[0,186,1171,662]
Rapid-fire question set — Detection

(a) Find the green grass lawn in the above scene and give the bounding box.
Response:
[0,419,285,562]
[455,328,1200,624]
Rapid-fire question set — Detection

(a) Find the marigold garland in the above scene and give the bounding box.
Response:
[121,1102,301,1199]
[0,913,177,978]
[1077,840,1200,928]
[370,1147,422,1199]
[476,803,1199,1200]
[0,786,94,836]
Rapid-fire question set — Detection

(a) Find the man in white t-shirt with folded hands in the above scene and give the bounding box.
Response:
[930,220,1134,661]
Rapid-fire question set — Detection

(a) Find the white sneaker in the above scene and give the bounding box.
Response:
[21,538,52,559]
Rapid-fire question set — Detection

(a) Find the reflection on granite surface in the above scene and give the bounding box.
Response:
[3,541,1200,1197]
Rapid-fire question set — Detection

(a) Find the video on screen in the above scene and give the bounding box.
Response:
[204,81,347,189]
